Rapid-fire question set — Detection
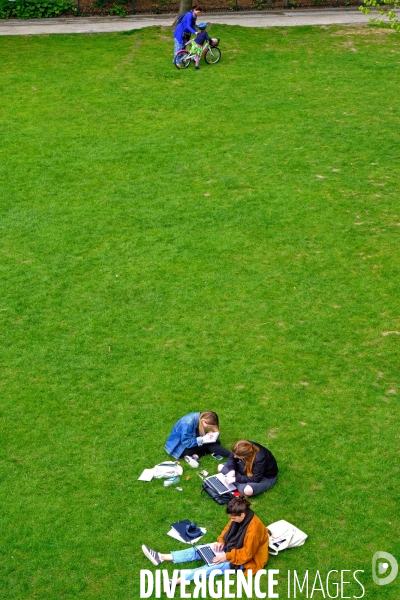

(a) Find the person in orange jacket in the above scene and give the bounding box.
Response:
[141,495,269,584]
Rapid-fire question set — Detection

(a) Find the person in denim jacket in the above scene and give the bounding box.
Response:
[165,411,230,460]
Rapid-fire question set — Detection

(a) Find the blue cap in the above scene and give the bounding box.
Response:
[198,22,207,29]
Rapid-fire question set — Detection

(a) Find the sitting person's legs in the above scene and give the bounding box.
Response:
[181,441,230,459]
[181,446,203,458]
[236,476,277,496]
[206,441,230,457]
[171,548,231,582]
[142,545,231,584]
[218,462,277,496]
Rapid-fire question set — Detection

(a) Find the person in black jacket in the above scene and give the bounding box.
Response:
[218,440,278,497]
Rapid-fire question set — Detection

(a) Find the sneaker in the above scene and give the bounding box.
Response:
[142,544,162,566]
[184,456,199,468]
[195,66,200,70]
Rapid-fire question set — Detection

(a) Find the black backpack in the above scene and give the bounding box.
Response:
[201,480,235,505]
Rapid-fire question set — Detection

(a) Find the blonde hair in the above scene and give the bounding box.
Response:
[232,440,259,477]
[198,411,219,437]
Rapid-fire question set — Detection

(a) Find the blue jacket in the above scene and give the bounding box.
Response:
[165,412,204,459]
[194,31,211,46]
[174,10,197,44]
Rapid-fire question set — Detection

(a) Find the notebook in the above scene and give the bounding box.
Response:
[204,473,236,495]
[203,431,220,443]
[167,525,206,545]
[169,520,205,544]
[169,520,193,542]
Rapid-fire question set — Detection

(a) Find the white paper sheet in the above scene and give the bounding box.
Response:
[203,431,220,443]
[167,527,206,544]
[138,468,155,481]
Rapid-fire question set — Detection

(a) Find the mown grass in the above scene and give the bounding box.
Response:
[0,23,399,600]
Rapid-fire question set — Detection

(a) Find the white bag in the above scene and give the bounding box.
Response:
[153,461,183,479]
[267,519,307,555]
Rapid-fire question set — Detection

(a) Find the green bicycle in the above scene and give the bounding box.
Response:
[174,38,221,70]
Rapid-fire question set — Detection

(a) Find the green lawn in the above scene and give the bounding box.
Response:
[1,23,399,600]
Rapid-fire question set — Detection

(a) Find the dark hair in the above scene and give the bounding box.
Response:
[226,495,251,516]
[192,4,203,10]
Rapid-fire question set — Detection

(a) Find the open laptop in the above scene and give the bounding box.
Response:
[195,544,222,566]
[203,473,236,496]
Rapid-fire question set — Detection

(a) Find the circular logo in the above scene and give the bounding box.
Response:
[372,552,398,586]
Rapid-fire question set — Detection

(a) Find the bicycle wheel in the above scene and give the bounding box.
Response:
[204,47,221,65]
[174,50,191,70]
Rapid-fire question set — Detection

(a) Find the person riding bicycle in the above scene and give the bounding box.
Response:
[189,22,212,71]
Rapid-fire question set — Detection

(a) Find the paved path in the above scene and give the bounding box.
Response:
[0,9,374,36]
